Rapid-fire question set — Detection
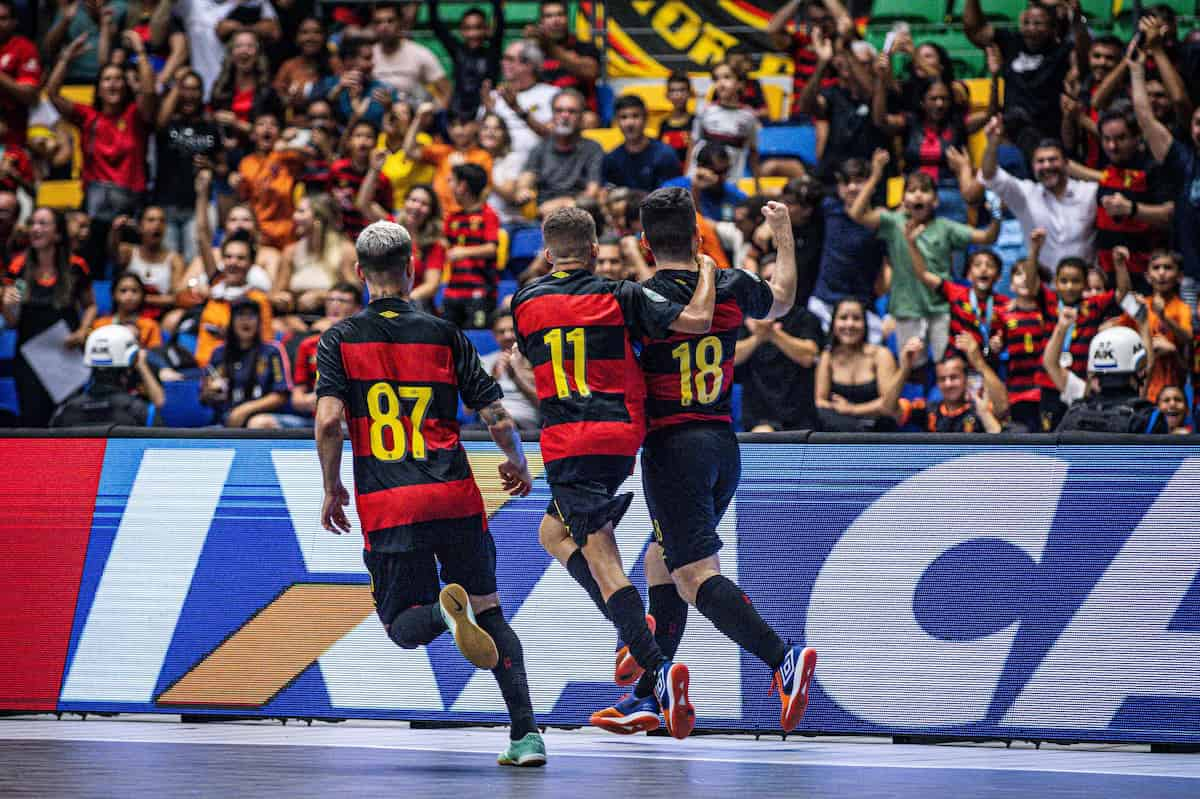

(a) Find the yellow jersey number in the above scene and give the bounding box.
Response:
[365,382,433,461]
[671,335,723,406]
[544,327,591,399]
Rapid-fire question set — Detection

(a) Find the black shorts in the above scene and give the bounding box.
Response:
[642,423,738,572]
[363,528,497,628]
[547,457,636,547]
[442,296,495,330]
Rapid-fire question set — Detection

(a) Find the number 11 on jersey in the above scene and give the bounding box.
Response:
[544,327,591,399]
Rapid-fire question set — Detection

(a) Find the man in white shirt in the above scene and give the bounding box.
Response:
[979,114,1097,276]
[168,0,280,99]
[483,40,556,164]
[370,2,449,105]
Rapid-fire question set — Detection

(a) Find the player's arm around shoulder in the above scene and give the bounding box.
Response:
[668,255,718,334]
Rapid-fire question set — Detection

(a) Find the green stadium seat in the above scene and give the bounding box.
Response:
[1079,0,1117,24]
[871,0,949,25]
[949,0,1029,22]
[1114,0,1196,20]
[913,30,987,78]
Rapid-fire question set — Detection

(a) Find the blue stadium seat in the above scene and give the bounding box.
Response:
[0,328,16,360]
[758,125,817,165]
[596,83,615,127]
[93,280,112,316]
[0,377,18,416]
[509,226,543,262]
[465,328,498,356]
[160,379,214,427]
[730,382,743,432]
[498,279,518,305]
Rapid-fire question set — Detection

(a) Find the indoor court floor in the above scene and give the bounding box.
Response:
[1,716,1198,798]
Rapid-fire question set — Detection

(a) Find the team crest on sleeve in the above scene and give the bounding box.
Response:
[642,287,668,304]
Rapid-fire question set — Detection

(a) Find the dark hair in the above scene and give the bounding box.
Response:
[640,187,696,264]
[1091,34,1124,51]
[575,194,608,238]
[967,249,1002,273]
[447,110,477,128]
[542,206,597,264]
[666,70,691,90]
[1146,4,1177,24]
[1097,107,1138,136]
[296,17,336,77]
[451,163,488,198]
[329,280,363,302]
[21,207,75,311]
[339,35,373,62]
[220,297,264,379]
[211,30,270,112]
[622,189,647,229]
[401,183,443,248]
[736,194,770,220]
[221,228,258,265]
[488,308,513,330]
[695,142,731,171]
[92,62,134,113]
[783,175,822,207]
[111,270,147,306]
[461,6,488,23]
[903,171,936,193]
[251,98,285,128]
[835,158,869,184]
[1033,138,1067,157]
[829,297,868,348]
[1087,264,1110,288]
[349,119,380,139]
[613,94,647,115]
[539,0,568,13]
[1056,256,1088,279]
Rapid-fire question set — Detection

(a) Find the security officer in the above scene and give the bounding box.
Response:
[50,324,163,427]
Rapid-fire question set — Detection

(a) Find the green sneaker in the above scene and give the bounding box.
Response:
[438,584,499,669]
[497,732,547,767]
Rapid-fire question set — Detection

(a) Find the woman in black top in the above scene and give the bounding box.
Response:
[154,69,220,264]
[0,208,96,426]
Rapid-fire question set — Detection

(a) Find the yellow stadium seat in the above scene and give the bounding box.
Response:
[581,127,625,152]
[37,180,83,210]
[963,77,1004,111]
[737,176,789,196]
[497,227,509,271]
[61,85,94,105]
[886,176,904,209]
[967,128,987,170]
[762,84,786,122]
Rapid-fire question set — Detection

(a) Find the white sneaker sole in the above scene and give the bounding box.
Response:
[439,584,498,670]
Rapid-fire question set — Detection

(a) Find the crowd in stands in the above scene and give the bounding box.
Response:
[0,0,1197,434]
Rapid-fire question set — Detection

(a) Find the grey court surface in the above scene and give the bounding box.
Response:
[1,717,1198,798]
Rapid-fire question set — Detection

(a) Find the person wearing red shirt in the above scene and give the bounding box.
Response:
[48,30,157,279]
[0,0,39,150]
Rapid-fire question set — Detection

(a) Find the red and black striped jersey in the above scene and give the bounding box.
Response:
[315,297,502,552]
[657,115,693,165]
[998,303,1054,405]
[443,205,500,302]
[511,268,685,482]
[1042,287,1120,379]
[897,398,988,432]
[640,267,773,432]
[329,158,393,238]
[939,281,1010,355]
[1094,158,1165,275]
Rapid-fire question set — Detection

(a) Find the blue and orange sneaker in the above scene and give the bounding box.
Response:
[653,661,694,739]
[613,614,656,686]
[772,645,817,732]
[590,693,661,735]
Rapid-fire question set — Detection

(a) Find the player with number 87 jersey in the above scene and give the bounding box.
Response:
[511,206,716,739]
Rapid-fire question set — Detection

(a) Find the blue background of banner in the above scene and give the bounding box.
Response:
[50,439,1200,743]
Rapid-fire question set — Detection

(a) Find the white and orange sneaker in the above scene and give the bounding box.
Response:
[613,614,656,686]
[772,645,817,732]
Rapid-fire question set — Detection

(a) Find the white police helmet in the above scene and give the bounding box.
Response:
[84,324,139,368]
[1087,325,1145,375]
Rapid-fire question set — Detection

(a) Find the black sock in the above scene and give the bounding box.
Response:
[606,585,665,675]
[634,583,689,698]
[386,604,447,649]
[476,607,538,741]
[566,549,611,621]
[695,575,788,670]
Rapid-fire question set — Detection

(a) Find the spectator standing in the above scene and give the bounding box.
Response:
[203,297,287,428]
[394,184,446,313]
[429,0,503,119]
[995,258,1056,432]
[405,102,492,215]
[47,30,156,280]
[273,16,339,117]
[153,68,219,263]
[164,0,280,101]
[370,1,449,106]
[44,0,126,85]
[1,208,96,427]
[480,112,529,226]
[0,0,39,150]
[107,206,185,319]
[515,88,602,217]
[210,29,276,155]
[657,71,693,165]
[478,309,540,431]
[330,120,393,238]
[231,107,307,251]
[1129,40,1200,307]
[602,95,680,192]
[963,0,1086,146]
[374,99,434,209]
[851,150,998,366]
[442,163,499,329]
[482,40,556,164]
[808,158,887,342]
[909,247,1009,362]
[690,61,760,185]
[130,0,188,87]
[1141,251,1191,403]
[525,0,600,125]
[814,296,898,431]
[980,115,1098,275]
[315,36,398,129]
[767,0,849,119]
[276,194,357,318]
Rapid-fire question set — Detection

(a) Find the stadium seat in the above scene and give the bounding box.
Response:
[36,180,83,210]
[1080,0,1117,23]
[871,0,948,25]
[465,328,499,356]
[596,83,615,127]
[737,176,789,196]
[762,83,787,122]
[730,382,743,432]
[92,280,112,316]
[963,76,1003,110]
[497,227,510,271]
[949,0,1034,21]
[581,127,624,152]
[0,328,15,360]
[498,279,518,306]
[757,125,817,165]
[160,379,213,427]
[0,376,17,416]
[510,226,543,261]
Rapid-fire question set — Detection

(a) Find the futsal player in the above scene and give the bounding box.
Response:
[315,221,546,767]
[510,207,717,739]
[591,189,818,736]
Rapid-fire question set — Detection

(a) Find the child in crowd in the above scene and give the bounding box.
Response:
[691,61,760,186]
[658,71,693,166]
[405,103,492,215]
[232,106,307,250]
[909,247,1009,362]
[442,163,500,330]
[725,46,770,122]
[995,258,1056,432]
[1141,250,1191,403]
[851,150,998,367]
[92,272,163,350]
[330,120,393,238]
[1154,384,1192,434]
